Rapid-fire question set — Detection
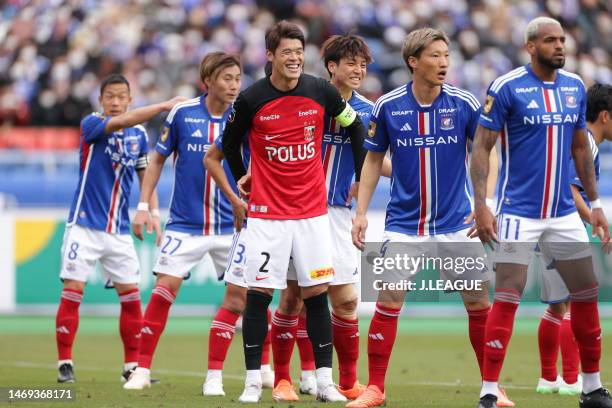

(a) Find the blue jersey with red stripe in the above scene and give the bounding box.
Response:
[156,95,234,235]
[322,91,373,208]
[569,129,599,205]
[365,82,481,236]
[479,64,587,219]
[68,112,149,234]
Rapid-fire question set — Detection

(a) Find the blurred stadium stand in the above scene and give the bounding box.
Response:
[0,0,610,209]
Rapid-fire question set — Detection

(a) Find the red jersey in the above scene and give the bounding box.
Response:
[222,74,361,220]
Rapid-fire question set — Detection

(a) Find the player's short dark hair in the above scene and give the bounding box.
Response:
[199,52,241,83]
[402,28,449,73]
[586,83,612,123]
[100,74,130,95]
[265,20,305,53]
[321,34,373,77]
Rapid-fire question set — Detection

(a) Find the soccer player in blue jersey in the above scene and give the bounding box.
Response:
[55,74,183,383]
[471,17,611,408]
[349,27,508,408]
[535,83,611,396]
[267,34,380,402]
[123,52,242,390]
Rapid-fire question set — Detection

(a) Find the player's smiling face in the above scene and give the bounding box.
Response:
[268,38,304,81]
[410,40,449,87]
[206,65,241,105]
[99,83,132,117]
[329,56,367,90]
[529,24,566,70]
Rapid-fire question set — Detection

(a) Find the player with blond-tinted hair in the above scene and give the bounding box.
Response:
[123,52,242,391]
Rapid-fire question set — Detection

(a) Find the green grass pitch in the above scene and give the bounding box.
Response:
[1,316,610,407]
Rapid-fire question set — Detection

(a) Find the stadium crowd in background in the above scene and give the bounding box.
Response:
[0,0,610,133]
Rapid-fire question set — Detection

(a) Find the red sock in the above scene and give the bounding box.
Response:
[332,312,359,389]
[56,289,83,361]
[560,312,580,384]
[482,289,520,382]
[538,309,562,381]
[570,286,601,374]
[297,315,315,371]
[271,311,298,386]
[467,306,489,377]
[137,285,175,369]
[118,288,142,364]
[367,304,400,392]
[208,307,240,370]
[261,308,272,366]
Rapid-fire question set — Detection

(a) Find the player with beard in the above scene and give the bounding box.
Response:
[471,17,612,408]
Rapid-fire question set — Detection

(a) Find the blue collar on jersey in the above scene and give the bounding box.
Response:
[524,63,561,87]
[199,93,231,122]
[405,81,445,110]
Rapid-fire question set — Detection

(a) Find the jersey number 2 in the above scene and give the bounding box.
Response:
[259,252,270,273]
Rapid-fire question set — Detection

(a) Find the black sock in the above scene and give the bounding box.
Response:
[303,291,332,369]
[243,290,273,370]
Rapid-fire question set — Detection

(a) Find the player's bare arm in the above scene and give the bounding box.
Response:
[380,156,392,178]
[571,184,592,223]
[204,144,247,231]
[572,127,610,243]
[466,145,498,237]
[104,96,186,134]
[133,151,167,244]
[352,150,385,250]
[470,124,499,245]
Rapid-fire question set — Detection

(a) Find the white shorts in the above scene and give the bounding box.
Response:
[245,215,334,289]
[223,230,248,288]
[494,212,590,265]
[379,229,492,284]
[60,224,140,284]
[328,206,359,285]
[536,251,570,304]
[286,206,358,285]
[153,230,233,279]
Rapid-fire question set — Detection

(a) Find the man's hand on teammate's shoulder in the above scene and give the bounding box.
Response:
[231,199,248,232]
[346,182,359,206]
[473,204,498,248]
[351,214,368,251]
[237,174,251,198]
[162,96,188,111]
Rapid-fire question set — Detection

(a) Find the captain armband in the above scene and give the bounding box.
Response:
[335,104,357,127]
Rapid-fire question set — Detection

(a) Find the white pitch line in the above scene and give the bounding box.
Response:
[0,361,547,390]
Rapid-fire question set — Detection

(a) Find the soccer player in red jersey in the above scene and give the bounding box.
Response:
[222,21,367,403]
[269,34,375,402]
